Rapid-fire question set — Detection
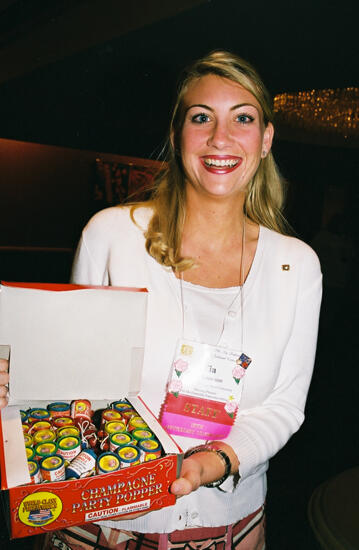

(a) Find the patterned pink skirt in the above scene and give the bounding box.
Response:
[39,506,265,550]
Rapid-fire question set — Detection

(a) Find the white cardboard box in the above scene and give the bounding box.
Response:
[0,282,182,538]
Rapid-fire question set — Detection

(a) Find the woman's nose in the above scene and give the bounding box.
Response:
[207,121,232,148]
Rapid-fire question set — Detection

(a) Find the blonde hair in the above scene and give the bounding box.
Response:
[132,50,289,272]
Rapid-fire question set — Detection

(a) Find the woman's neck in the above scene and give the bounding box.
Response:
[182,190,246,253]
[177,187,259,288]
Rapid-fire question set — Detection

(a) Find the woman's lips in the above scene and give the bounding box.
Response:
[200,156,242,174]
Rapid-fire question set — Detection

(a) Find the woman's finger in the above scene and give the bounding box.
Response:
[0,380,9,410]
[0,359,10,409]
[0,396,8,408]
[0,358,9,372]
[170,457,202,496]
[170,476,195,497]
[0,371,9,386]
[0,359,10,388]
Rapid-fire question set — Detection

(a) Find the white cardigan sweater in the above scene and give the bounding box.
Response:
[71,205,322,533]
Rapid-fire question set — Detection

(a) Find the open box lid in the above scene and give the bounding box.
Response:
[0,282,148,404]
[0,283,183,490]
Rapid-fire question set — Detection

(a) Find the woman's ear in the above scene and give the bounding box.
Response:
[261,122,274,157]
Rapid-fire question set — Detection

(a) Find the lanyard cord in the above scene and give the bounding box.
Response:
[239,217,245,353]
[179,267,185,338]
[179,217,246,351]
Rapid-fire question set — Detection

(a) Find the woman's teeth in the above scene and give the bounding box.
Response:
[204,158,238,167]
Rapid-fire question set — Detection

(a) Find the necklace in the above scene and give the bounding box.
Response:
[179,216,246,350]
[161,218,252,441]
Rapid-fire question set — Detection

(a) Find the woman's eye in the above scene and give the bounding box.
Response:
[236,113,254,124]
[191,113,210,124]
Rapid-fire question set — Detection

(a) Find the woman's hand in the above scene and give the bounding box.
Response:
[0,359,9,409]
[170,442,239,497]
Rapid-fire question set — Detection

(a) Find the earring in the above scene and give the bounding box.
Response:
[261,150,267,158]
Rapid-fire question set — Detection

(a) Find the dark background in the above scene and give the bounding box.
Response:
[0,1,358,548]
[0,0,357,156]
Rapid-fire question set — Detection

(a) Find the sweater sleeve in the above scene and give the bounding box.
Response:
[70,235,106,285]
[70,210,117,286]
[222,247,322,488]
[70,206,150,287]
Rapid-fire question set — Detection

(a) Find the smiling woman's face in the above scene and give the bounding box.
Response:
[179,74,273,201]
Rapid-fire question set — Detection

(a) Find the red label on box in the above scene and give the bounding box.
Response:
[7,455,177,539]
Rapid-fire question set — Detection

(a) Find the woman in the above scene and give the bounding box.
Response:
[0,51,322,550]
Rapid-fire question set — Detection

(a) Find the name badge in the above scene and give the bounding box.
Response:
[160,338,251,440]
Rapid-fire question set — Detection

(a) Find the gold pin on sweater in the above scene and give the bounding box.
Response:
[282,264,290,271]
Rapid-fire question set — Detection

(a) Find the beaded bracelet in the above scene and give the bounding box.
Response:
[184,444,232,488]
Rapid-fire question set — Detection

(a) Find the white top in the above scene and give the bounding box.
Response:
[71,205,322,533]
[180,279,243,345]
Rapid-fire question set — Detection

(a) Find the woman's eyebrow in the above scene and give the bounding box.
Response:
[185,103,213,113]
[230,103,259,111]
[185,102,259,113]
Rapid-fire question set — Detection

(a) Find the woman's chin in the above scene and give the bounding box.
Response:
[193,185,246,202]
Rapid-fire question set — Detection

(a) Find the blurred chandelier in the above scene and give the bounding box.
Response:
[273,87,359,148]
